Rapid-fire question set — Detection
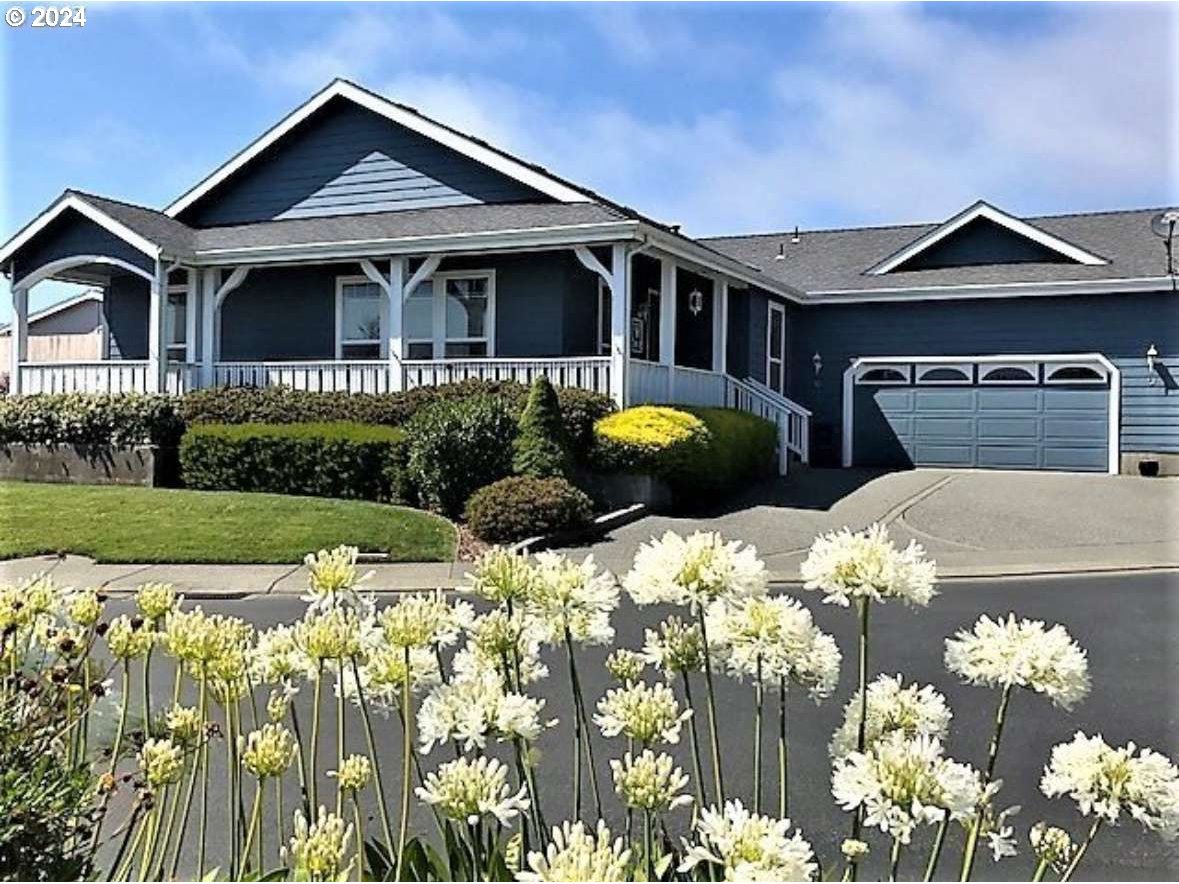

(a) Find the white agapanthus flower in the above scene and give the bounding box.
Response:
[831,732,983,845]
[517,820,631,882]
[416,756,530,826]
[1041,732,1179,837]
[679,800,817,881]
[945,613,1091,710]
[250,623,316,687]
[594,681,692,746]
[610,749,693,813]
[623,531,768,608]
[529,552,619,646]
[455,609,550,685]
[417,668,549,753]
[705,595,841,701]
[1029,822,1076,874]
[379,589,473,650]
[800,523,936,608]
[284,806,354,881]
[340,644,440,714]
[302,545,374,612]
[829,673,952,760]
[467,546,540,604]
[641,615,705,678]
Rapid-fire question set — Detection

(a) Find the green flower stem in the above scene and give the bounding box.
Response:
[112,810,147,882]
[241,782,264,876]
[777,675,788,819]
[889,836,904,882]
[395,647,413,882]
[170,677,207,878]
[352,656,397,865]
[564,627,603,819]
[153,760,187,879]
[644,809,654,881]
[288,699,312,818]
[1030,857,1050,882]
[696,607,726,805]
[104,803,145,882]
[923,811,950,881]
[310,662,324,812]
[959,683,1015,881]
[336,658,347,816]
[1060,818,1102,882]
[753,655,764,814]
[227,700,240,879]
[275,775,285,868]
[468,820,484,882]
[848,598,870,880]
[196,680,212,879]
[88,660,131,861]
[681,672,709,812]
[352,794,366,881]
[142,645,154,735]
[136,801,160,882]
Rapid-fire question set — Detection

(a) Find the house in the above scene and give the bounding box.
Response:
[0,290,104,377]
[2,79,1175,475]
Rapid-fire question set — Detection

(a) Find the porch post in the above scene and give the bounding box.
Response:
[659,257,677,402]
[185,268,198,365]
[146,260,167,394]
[200,268,218,388]
[609,243,629,407]
[388,257,405,392]
[8,282,28,396]
[714,278,728,376]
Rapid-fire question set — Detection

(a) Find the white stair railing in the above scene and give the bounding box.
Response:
[724,375,811,475]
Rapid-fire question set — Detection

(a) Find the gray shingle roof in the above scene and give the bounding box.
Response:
[702,208,1172,293]
[69,191,629,257]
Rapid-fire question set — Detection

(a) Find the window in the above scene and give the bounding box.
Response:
[855,364,911,384]
[336,278,383,360]
[165,284,189,363]
[403,271,495,360]
[916,364,972,384]
[979,364,1038,384]
[1045,364,1108,384]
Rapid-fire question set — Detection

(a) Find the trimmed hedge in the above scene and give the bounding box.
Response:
[0,394,184,448]
[464,476,593,543]
[592,405,776,493]
[403,395,517,517]
[179,422,405,501]
[513,376,572,479]
[178,380,613,461]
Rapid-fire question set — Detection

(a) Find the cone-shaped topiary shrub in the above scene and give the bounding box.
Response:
[512,375,573,479]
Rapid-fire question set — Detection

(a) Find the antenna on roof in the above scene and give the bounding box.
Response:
[1150,210,1179,279]
[774,242,786,261]
[791,225,801,244]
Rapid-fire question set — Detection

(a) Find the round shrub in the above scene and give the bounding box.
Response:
[464,476,593,543]
[404,395,517,517]
[592,406,710,477]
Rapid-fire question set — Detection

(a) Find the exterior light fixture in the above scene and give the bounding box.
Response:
[812,351,823,377]
[688,289,704,316]
[1147,343,1159,383]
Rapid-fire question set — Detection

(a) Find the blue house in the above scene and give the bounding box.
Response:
[3,80,1176,475]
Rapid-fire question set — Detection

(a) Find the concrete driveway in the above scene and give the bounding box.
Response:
[561,468,1179,580]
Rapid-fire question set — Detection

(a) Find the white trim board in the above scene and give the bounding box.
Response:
[866,201,1108,275]
[840,353,1120,475]
[164,79,591,219]
[804,276,1175,303]
[0,194,162,270]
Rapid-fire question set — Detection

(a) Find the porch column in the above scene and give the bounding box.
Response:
[714,278,728,376]
[388,257,405,392]
[8,283,28,396]
[146,260,167,394]
[200,268,218,388]
[609,243,629,407]
[185,269,198,365]
[659,257,677,402]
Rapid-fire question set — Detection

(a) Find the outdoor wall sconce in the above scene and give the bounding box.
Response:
[688,289,704,316]
[812,351,823,377]
[1147,343,1159,383]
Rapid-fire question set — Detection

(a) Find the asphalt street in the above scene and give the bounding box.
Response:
[96,571,1179,881]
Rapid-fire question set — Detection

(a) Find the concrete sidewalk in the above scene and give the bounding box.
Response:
[2,469,1176,595]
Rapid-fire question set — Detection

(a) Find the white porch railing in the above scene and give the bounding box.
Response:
[214,361,392,394]
[725,375,811,474]
[17,361,197,396]
[403,357,611,396]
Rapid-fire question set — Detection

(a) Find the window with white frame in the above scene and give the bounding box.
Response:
[404,271,495,360]
[336,278,383,360]
[165,284,188,363]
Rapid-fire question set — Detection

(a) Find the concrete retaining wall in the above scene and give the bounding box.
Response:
[0,444,171,486]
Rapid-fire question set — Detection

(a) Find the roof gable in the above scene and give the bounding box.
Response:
[866,201,1108,275]
[166,80,592,223]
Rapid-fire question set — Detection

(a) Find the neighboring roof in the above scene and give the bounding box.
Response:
[703,206,1172,296]
[164,79,594,217]
[0,289,101,334]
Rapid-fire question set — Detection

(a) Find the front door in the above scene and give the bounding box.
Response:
[766,301,786,394]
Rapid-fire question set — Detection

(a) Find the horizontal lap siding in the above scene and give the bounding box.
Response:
[788,291,1178,464]
[181,99,547,226]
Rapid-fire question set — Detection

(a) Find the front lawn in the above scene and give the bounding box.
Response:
[0,481,455,563]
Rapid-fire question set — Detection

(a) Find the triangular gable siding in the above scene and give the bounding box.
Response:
[11,210,155,285]
[893,217,1073,272]
[178,99,550,227]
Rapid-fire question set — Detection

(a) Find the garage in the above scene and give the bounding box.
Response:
[845,356,1117,473]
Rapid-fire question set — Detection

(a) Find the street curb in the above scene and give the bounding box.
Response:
[766,563,1179,585]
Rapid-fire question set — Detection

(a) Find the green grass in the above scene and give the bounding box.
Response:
[0,481,456,564]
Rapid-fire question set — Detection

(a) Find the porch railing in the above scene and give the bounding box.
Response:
[725,375,811,473]
[17,361,197,396]
[403,357,611,396]
[213,361,392,394]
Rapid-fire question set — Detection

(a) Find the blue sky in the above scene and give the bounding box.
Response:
[1,1,1176,317]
